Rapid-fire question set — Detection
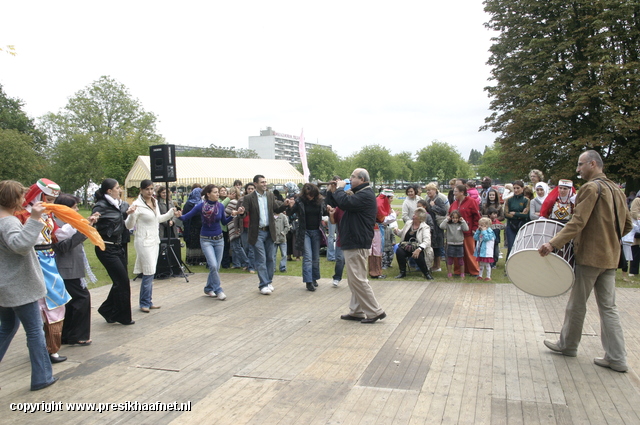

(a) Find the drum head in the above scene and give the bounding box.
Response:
[506,249,574,297]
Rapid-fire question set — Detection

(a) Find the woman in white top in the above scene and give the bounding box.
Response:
[402,184,422,223]
[529,182,549,220]
[125,180,178,313]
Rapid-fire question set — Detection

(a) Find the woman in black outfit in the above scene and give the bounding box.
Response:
[53,194,97,344]
[287,183,324,291]
[92,179,136,325]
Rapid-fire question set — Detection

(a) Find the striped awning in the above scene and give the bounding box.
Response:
[124,156,305,195]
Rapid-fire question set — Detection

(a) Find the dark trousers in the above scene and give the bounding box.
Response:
[396,248,430,275]
[493,230,501,266]
[96,244,132,323]
[221,230,231,268]
[61,278,91,344]
[631,245,640,275]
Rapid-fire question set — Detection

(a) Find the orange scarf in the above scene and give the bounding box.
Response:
[42,203,105,251]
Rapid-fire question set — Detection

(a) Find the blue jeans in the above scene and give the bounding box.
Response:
[0,301,54,390]
[274,242,288,271]
[252,229,276,288]
[200,237,224,294]
[230,237,249,268]
[333,245,345,281]
[327,221,337,261]
[241,230,255,271]
[139,274,154,308]
[303,229,322,283]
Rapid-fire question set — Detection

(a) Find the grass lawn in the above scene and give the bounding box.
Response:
[77,204,640,290]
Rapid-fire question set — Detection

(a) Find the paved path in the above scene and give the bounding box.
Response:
[2,273,640,424]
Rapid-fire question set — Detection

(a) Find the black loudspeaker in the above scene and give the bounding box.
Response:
[149,144,177,182]
[155,238,182,278]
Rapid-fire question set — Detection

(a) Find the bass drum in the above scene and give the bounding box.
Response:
[505,219,574,297]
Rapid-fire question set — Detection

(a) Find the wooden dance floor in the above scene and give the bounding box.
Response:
[3,273,640,424]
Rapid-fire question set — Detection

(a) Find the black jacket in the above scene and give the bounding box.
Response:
[327,182,376,250]
[93,199,127,244]
[288,197,323,252]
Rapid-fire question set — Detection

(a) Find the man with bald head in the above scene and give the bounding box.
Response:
[327,168,386,324]
[539,150,632,372]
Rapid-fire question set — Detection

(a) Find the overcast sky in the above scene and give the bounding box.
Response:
[1,1,498,161]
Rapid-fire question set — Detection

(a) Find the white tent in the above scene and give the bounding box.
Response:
[124,156,305,196]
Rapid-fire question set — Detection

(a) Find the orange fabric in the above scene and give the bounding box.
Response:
[42,203,105,251]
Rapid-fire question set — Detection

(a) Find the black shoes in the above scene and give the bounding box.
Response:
[313,280,318,287]
[361,312,387,324]
[306,282,316,292]
[340,314,364,321]
[50,355,67,364]
[117,320,136,325]
[424,271,434,280]
[395,272,406,279]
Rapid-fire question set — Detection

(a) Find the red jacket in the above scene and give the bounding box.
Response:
[449,196,480,237]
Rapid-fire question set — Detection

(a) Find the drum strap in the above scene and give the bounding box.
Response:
[593,179,622,240]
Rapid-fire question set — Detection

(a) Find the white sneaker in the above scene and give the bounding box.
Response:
[260,287,272,295]
[268,284,274,292]
[206,291,217,297]
[217,291,227,301]
[332,279,340,287]
[432,268,442,272]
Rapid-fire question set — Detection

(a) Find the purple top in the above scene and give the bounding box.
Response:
[180,200,232,237]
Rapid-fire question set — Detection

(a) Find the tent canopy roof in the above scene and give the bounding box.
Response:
[125,156,305,192]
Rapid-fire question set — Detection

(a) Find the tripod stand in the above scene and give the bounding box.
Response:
[159,181,192,282]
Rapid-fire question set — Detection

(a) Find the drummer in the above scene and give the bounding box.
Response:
[540,179,576,223]
[539,150,632,372]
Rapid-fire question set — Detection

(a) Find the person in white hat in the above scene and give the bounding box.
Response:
[541,179,576,223]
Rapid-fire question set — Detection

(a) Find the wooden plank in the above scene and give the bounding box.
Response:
[491,398,508,425]
[6,278,640,425]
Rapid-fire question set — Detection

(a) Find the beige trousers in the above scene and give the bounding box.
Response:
[343,248,384,319]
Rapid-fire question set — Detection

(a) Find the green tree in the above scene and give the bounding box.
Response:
[483,0,640,190]
[41,76,163,197]
[476,144,516,183]
[0,84,48,184]
[0,129,46,184]
[468,148,483,165]
[391,151,414,184]
[307,145,340,181]
[415,141,471,183]
[354,145,393,188]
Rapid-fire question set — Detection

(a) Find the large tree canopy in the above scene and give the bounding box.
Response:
[483,0,640,188]
[41,76,163,194]
[0,84,46,183]
[415,140,472,183]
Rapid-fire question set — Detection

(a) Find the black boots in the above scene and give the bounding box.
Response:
[424,269,434,280]
[306,282,316,291]
[395,272,406,279]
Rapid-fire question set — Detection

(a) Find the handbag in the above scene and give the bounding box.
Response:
[399,238,419,253]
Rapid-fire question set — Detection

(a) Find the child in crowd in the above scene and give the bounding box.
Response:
[474,217,496,281]
[440,210,469,278]
[273,212,290,272]
[488,207,505,268]
[523,186,534,203]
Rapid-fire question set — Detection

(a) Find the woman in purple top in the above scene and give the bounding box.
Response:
[180,185,244,300]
